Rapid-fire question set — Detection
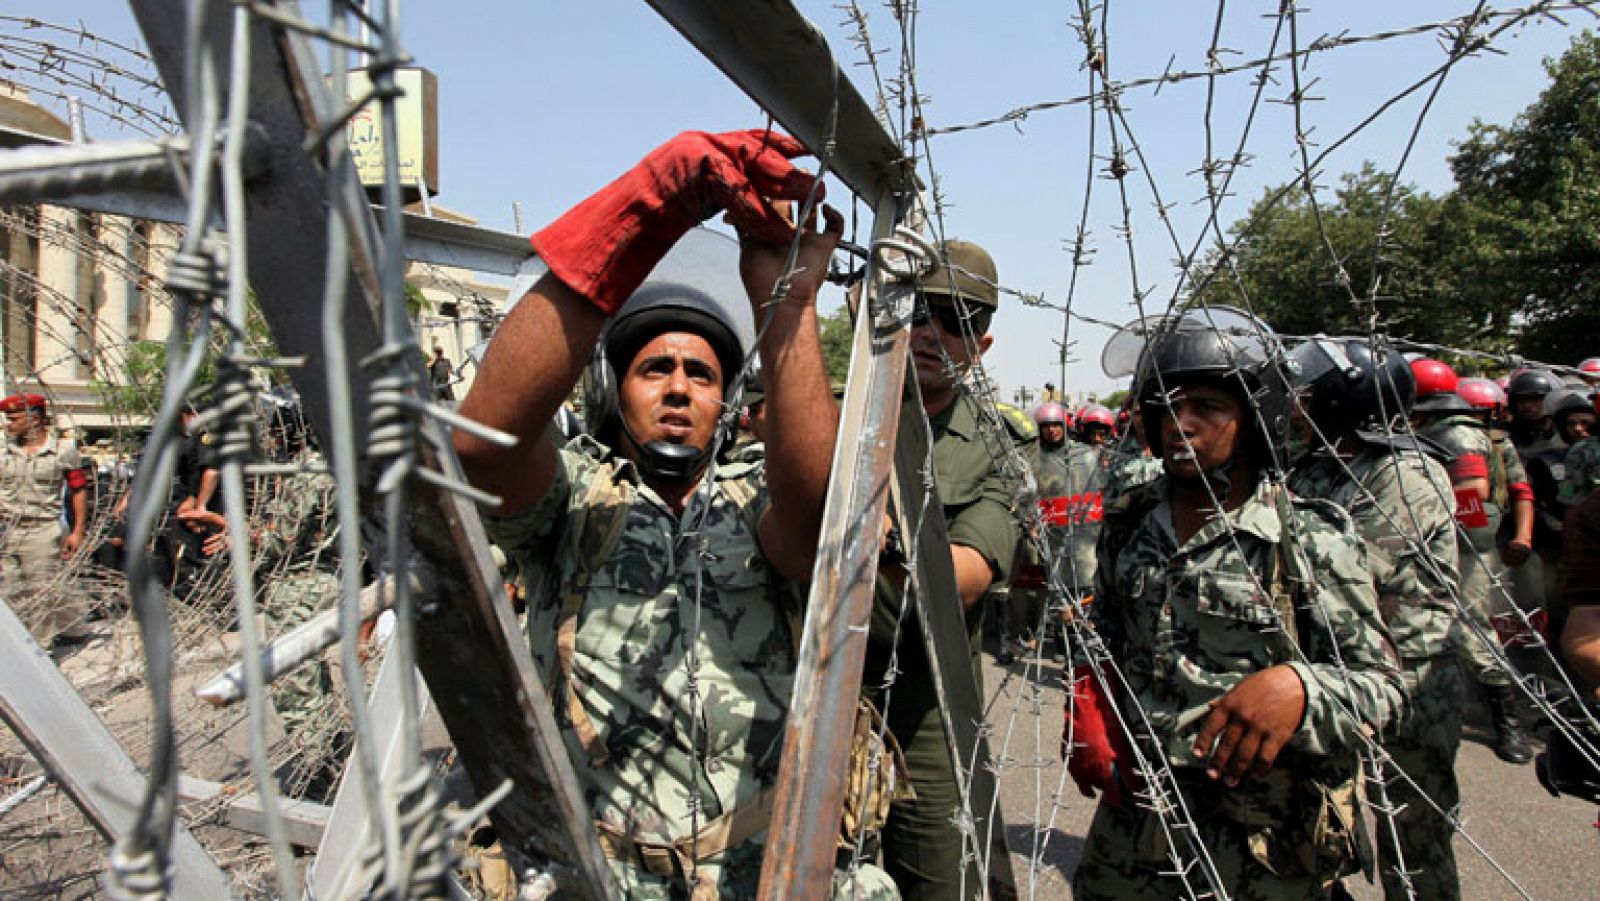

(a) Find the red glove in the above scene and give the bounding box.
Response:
[1062,663,1136,807]
[530,129,821,314]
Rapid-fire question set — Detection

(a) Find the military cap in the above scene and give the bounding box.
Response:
[907,240,1000,309]
[0,393,47,413]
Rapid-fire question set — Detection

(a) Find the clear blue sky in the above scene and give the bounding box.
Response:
[15,1,1593,400]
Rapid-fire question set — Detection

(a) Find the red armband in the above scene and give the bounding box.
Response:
[65,468,88,490]
[1508,481,1534,503]
[1448,453,1488,481]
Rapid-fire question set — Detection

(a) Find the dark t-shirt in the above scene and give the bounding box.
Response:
[1563,491,1600,609]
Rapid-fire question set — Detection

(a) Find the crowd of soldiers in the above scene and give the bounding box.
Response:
[5,125,1600,900]
[443,127,1600,900]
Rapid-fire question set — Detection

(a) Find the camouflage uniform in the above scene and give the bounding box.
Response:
[863,390,1034,901]
[1418,416,1523,688]
[1564,436,1600,504]
[0,435,84,642]
[1103,447,1163,503]
[1290,444,1464,900]
[254,455,344,789]
[1074,473,1405,900]
[486,438,896,900]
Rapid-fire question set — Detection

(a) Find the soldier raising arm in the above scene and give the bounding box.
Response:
[454,131,901,899]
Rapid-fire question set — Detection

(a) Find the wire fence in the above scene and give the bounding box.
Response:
[0,1,1597,899]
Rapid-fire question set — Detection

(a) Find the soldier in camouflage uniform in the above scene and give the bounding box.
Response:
[1001,401,1071,664]
[0,393,90,645]
[1069,310,1405,901]
[1103,399,1164,503]
[861,239,1034,901]
[1287,338,1463,899]
[457,130,896,899]
[1566,434,1600,504]
[1412,363,1538,765]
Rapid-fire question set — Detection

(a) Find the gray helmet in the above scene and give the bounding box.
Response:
[1413,391,1474,415]
[581,228,756,473]
[1290,336,1415,431]
[1134,306,1292,469]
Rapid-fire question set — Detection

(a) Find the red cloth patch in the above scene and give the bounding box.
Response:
[1449,453,1488,480]
[1453,489,1490,528]
[64,468,88,490]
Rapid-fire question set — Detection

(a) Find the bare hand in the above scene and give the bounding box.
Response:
[736,200,845,311]
[60,532,83,559]
[201,529,230,557]
[1191,665,1306,786]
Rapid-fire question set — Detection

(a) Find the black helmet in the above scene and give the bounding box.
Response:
[1507,368,1561,401]
[581,228,756,478]
[1552,389,1597,443]
[1289,336,1415,432]
[1134,306,1292,469]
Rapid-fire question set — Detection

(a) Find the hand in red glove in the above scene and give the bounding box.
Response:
[531,129,822,315]
[1062,663,1136,807]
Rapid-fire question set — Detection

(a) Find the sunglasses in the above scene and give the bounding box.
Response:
[912,294,990,336]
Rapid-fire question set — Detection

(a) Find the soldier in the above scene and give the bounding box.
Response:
[860,239,1035,900]
[0,393,90,646]
[454,129,897,898]
[1506,368,1564,456]
[1287,338,1463,900]
[1002,401,1070,664]
[1565,427,1600,506]
[1411,363,1537,764]
[1578,357,1600,391]
[1104,397,1164,503]
[1068,308,1405,900]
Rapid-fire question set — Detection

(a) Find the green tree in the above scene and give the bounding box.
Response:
[1442,31,1600,364]
[817,303,854,386]
[1194,164,1453,343]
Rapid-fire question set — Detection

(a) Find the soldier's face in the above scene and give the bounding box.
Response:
[617,332,724,453]
[910,295,992,397]
[1082,425,1110,446]
[1568,410,1596,441]
[4,410,31,440]
[1512,394,1546,422]
[1158,382,1246,477]
[1041,422,1065,446]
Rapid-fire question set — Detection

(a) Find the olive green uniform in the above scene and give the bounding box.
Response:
[863,390,1034,901]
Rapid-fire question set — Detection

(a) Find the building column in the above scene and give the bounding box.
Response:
[95,216,131,383]
[33,204,80,384]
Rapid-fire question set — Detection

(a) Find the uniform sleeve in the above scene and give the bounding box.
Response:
[946,473,1024,584]
[1284,505,1407,756]
[1356,456,1461,660]
[481,444,584,564]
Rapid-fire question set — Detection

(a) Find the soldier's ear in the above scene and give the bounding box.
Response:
[974,332,994,359]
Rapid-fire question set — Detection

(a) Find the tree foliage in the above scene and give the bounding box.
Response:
[1194,32,1600,366]
[818,303,854,386]
[1443,30,1600,364]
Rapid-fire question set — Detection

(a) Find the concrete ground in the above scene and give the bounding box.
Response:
[982,652,1600,900]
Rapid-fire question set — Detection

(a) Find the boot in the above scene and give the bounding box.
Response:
[1484,683,1533,765]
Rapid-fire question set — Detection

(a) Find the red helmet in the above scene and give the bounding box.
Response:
[1457,377,1506,412]
[1579,357,1600,376]
[1410,359,1458,398]
[1078,404,1116,429]
[1032,402,1067,426]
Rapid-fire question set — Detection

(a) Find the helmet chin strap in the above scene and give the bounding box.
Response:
[618,415,713,485]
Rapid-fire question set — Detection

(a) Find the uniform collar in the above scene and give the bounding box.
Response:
[1155,471,1283,553]
[930,387,979,440]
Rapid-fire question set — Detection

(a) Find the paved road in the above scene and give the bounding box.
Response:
[981,654,1600,899]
